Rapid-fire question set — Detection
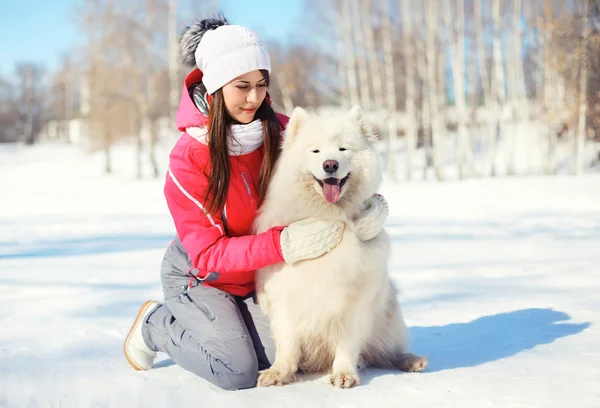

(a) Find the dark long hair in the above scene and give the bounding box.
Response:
[205,70,281,214]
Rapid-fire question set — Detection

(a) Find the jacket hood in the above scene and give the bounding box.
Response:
[176,69,209,132]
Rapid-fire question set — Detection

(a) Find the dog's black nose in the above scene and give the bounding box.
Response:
[323,160,339,174]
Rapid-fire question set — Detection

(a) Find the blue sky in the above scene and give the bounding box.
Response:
[0,0,301,79]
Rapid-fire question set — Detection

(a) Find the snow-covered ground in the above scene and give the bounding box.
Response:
[1,142,599,407]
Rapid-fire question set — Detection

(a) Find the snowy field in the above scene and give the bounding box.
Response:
[1,142,599,407]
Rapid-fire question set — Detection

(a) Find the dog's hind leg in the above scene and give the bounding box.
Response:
[368,283,428,372]
[392,352,428,372]
[362,327,428,372]
[385,311,428,372]
[257,315,301,387]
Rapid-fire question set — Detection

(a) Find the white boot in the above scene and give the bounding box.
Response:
[124,300,159,371]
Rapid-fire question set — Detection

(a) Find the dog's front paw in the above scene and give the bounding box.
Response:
[257,368,296,387]
[394,353,428,372]
[329,371,360,388]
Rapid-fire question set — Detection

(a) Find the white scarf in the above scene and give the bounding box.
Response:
[186,119,264,155]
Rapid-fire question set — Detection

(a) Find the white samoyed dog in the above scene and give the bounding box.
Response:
[254,106,428,388]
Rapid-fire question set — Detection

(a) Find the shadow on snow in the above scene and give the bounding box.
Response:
[409,308,589,373]
[0,234,174,259]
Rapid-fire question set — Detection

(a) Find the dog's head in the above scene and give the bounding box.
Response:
[280,105,381,209]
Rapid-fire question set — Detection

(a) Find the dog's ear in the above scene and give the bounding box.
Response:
[283,106,310,149]
[348,105,377,144]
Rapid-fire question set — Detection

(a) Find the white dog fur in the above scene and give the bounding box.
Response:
[254,106,427,388]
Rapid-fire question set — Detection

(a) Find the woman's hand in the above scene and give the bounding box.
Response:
[280,218,345,264]
[352,194,389,241]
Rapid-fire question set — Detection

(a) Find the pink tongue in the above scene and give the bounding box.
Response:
[324,182,341,203]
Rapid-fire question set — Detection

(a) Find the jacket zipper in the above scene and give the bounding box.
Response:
[241,172,256,207]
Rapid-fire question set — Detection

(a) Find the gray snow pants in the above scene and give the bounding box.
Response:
[141,238,275,390]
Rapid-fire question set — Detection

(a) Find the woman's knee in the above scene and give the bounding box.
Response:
[185,338,260,390]
[219,364,259,390]
[221,342,260,390]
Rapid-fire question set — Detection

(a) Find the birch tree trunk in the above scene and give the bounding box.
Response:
[575,0,589,175]
[104,127,112,174]
[124,0,161,179]
[276,72,295,115]
[136,105,144,180]
[342,0,360,107]
[506,0,525,175]
[417,6,433,180]
[490,0,505,177]
[381,0,398,181]
[96,1,113,174]
[148,103,160,178]
[136,0,156,179]
[467,19,479,176]
[475,0,490,105]
[401,0,417,181]
[139,0,163,178]
[444,0,471,179]
[147,74,160,179]
[351,0,371,110]
[62,57,72,143]
[513,0,526,109]
[21,65,34,145]
[542,0,557,175]
[425,0,444,181]
[475,0,494,176]
[334,10,350,108]
[168,0,179,127]
[363,0,385,110]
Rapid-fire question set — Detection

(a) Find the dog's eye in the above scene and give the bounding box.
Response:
[312,149,320,153]
[339,148,347,152]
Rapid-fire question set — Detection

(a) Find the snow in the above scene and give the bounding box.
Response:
[1,142,599,407]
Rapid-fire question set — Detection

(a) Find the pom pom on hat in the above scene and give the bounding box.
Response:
[179,15,271,95]
[180,15,229,68]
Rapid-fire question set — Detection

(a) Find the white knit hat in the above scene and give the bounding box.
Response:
[194,25,271,95]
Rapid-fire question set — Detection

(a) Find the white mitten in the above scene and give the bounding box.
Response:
[353,194,389,241]
[280,218,345,264]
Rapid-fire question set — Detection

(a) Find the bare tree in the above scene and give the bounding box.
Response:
[575,0,590,175]
[76,0,136,172]
[336,22,350,108]
[0,77,19,143]
[341,0,360,107]
[426,0,444,181]
[474,0,491,107]
[541,0,559,174]
[168,0,179,126]
[47,54,79,143]
[363,0,385,110]
[73,0,173,176]
[269,41,339,110]
[415,5,433,179]
[381,0,399,180]
[489,0,505,177]
[471,0,490,178]
[277,73,295,114]
[505,0,526,175]
[401,0,417,181]
[350,0,372,110]
[444,0,473,179]
[15,62,46,145]
[136,0,165,179]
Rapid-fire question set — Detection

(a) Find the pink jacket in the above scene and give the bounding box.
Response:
[165,69,288,296]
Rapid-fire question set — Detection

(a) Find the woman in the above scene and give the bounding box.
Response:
[124,16,388,390]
